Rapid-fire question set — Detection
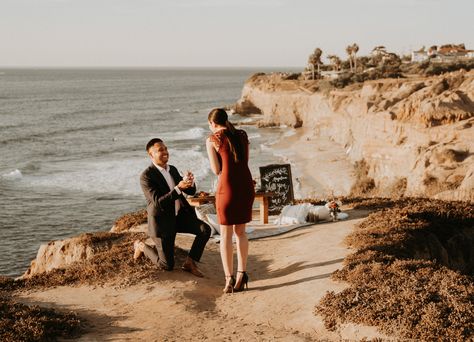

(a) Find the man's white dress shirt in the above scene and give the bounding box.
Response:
[154,163,181,215]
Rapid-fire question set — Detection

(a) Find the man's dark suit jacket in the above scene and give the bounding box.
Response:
[140,164,197,238]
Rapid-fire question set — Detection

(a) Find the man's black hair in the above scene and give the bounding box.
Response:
[146,138,163,152]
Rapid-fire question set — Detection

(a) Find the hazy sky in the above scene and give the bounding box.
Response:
[1,0,473,67]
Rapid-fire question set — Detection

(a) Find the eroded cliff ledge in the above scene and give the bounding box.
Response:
[235,70,474,201]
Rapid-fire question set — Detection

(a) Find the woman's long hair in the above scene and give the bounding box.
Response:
[208,108,244,163]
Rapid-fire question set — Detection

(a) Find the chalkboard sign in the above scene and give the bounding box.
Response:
[259,164,294,215]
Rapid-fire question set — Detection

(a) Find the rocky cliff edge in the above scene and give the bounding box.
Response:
[234,70,474,201]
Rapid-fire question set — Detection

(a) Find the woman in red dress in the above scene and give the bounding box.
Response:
[206,108,255,293]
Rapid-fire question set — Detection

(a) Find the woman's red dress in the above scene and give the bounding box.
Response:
[209,129,255,225]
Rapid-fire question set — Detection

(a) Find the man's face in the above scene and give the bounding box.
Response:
[148,142,169,166]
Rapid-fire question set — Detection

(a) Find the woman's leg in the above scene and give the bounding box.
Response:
[234,224,248,286]
[219,225,234,277]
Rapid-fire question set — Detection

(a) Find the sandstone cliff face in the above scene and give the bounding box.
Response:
[235,71,474,201]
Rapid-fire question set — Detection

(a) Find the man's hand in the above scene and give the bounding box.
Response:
[177,179,193,190]
[184,171,195,184]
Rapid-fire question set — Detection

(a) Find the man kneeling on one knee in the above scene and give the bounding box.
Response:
[133,138,211,277]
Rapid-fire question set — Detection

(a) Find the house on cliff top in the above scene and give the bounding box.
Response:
[411,44,474,62]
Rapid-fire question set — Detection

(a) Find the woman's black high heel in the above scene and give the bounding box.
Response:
[234,271,249,292]
[223,275,235,294]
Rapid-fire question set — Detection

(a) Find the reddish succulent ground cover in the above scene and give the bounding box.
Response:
[2,197,473,340]
[112,209,147,232]
[0,231,188,341]
[316,198,474,340]
[0,293,81,342]
[2,232,189,291]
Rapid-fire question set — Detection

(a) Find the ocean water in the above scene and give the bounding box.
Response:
[0,68,293,277]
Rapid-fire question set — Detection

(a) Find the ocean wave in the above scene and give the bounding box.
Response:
[169,148,210,181]
[247,132,261,140]
[1,169,23,180]
[24,149,210,196]
[282,129,296,137]
[162,127,207,141]
[241,117,256,123]
[0,123,26,130]
[37,98,62,103]
[0,122,128,145]
[52,108,102,119]
[260,144,273,152]
[95,195,123,201]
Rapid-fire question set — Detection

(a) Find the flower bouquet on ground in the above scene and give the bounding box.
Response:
[324,200,342,221]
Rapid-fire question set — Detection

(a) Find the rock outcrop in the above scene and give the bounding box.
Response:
[21,232,122,278]
[235,71,474,201]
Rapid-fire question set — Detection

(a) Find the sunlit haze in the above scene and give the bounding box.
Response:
[1,0,473,67]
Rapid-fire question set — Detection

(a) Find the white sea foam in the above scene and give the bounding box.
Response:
[162,127,206,141]
[282,129,296,137]
[260,143,273,152]
[26,158,148,196]
[241,118,255,123]
[170,148,210,182]
[247,132,261,140]
[1,169,23,180]
[25,149,211,196]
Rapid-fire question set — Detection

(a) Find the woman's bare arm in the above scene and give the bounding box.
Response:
[206,138,221,175]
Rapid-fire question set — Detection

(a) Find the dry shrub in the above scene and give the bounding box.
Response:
[387,177,407,198]
[315,198,474,340]
[424,60,474,76]
[293,198,326,206]
[330,66,404,89]
[282,73,301,80]
[0,277,17,293]
[112,209,147,232]
[422,174,445,196]
[338,196,400,210]
[256,121,280,128]
[0,294,81,342]
[438,149,470,163]
[350,160,376,196]
[447,175,466,189]
[422,170,467,196]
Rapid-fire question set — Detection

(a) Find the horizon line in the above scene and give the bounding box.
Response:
[0,65,304,70]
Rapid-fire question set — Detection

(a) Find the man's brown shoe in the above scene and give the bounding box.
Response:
[133,240,144,260]
[181,258,204,278]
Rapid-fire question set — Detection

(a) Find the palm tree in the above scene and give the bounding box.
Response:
[371,46,387,56]
[307,48,323,79]
[352,43,359,71]
[346,45,353,71]
[307,54,315,79]
[313,48,323,75]
[327,55,342,71]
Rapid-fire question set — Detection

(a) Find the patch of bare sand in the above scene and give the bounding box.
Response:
[17,210,388,341]
[271,127,355,199]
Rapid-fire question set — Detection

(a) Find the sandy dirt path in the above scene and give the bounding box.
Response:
[17,209,388,341]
